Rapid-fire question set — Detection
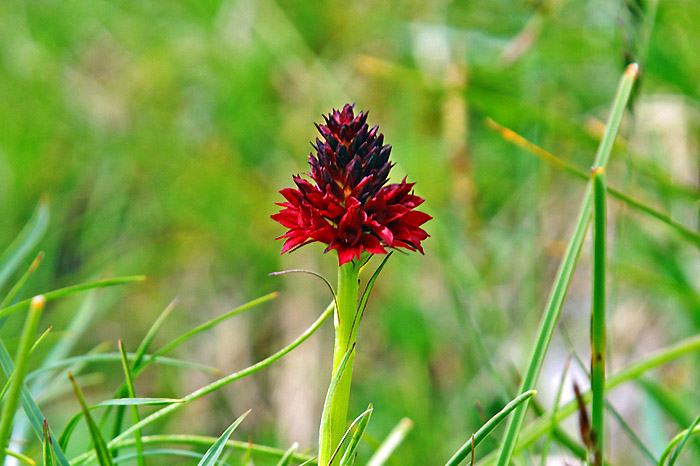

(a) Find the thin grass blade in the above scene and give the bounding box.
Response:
[1,252,44,308]
[665,414,700,466]
[0,201,49,292]
[150,292,278,360]
[196,410,250,466]
[27,352,220,380]
[339,405,373,466]
[5,448,35,465]
[479,332,700,464]
[59,398,184,451]
[0,296,44,465]
[486,119,700,249]
[117,340,145,466]
[68,371,115,466]
[71,301,335,466]
[366,418,413,466]
[274,442,299,466]
[495,63,639,466]
[0,340,71,466]
[43,419,55,466]
[540,354,571,466]
[0,276,146,319]
[108,434,315,463]
[113,449,232,465]
[444,389,536,466]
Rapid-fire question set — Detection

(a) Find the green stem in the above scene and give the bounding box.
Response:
[320,260,360,466]
[591,168,607,466]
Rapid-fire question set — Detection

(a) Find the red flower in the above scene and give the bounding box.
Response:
[272,104,431,265]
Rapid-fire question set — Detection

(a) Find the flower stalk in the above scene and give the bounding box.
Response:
[320,260,360,466]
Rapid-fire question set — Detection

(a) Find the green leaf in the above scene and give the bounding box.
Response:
[196,410,250,466]
[59,398,184,451]
[0,200,49,292]
[1,252,44,309]
[444,390,536,466]
[43,420,56,466]
[4,448,36,465]
[150,292,278,360]
[108,434,315,463]
[0,338,71,466]
[108,299,179,456]
[339,405,373,466]
[0,276,146,320]
[365,418,413,466]
[113,448,232,465]
[540,355,571,466]
[116,340,144,465]
[0,296,44,465]
[274,442,298,466]
[68,372,115,466]
[665,414,700,466]
[27,352,220,380]
[319,345,355,466]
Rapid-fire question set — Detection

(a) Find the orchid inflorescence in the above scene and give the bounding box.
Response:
[272,104,431,265]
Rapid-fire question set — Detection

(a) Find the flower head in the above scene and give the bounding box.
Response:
[272,104,431,265]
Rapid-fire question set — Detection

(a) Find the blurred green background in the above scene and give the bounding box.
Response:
[2,0,700,464]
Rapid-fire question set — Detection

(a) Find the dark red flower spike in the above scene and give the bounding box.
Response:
[272,104,431,265]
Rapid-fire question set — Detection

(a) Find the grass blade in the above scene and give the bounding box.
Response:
[108,434,315,464]
[444,389,536,466]
[540,354,572,466]
[479,332,700,464]
[106,294,275,439]
[0,295,44,465]
[113,449,233,465]
[68,371,115,466]
[663,414,700,466]
[59,398,184,451]
[0,201,49,292]
[0,276,147,320]
[43,419,56,466]
[1,252,44,308]
[366,418,413,466]
[27,352,220,380]
[107,299,178,449]
[117,340,145,466]
[339,405,373,466]
[71,300,334,466]
[591,167,607,466]
[485,118,700,249]
[0,325,52,403]
[495,63,639,466]
[150,292,278,360]
[5,448,35,465]
[196,410,250,466]
[274,442,299,466]
[0,342,71,466]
